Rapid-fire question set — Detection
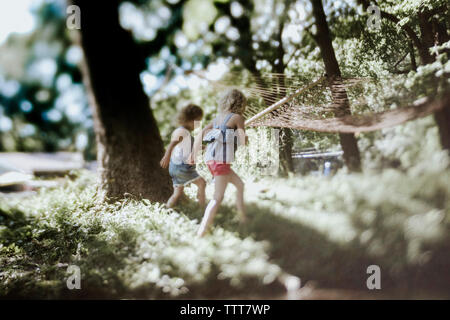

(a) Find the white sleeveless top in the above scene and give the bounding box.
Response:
[170,127,194,165]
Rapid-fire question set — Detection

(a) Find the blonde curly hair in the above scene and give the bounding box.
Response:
[218,89,247,115]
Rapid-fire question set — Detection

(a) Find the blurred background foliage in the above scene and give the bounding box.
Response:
[0,0,449,171]
[0,2,93,157]
[0,0,449,299]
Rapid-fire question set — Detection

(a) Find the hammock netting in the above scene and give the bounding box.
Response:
[190,70,449,133]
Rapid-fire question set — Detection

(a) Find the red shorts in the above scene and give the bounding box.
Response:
[206,160,231,176]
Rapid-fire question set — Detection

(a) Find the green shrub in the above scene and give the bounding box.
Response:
[0,171,282,299]
[236,154,450,291]
[1,155,449,298]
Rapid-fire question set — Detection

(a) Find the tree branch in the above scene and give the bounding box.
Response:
[358,0,422,50]
[304,23,319,43]
[393,51,409,69]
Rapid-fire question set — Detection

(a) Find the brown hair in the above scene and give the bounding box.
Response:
[219,89,247,114]
[177,104,203,125]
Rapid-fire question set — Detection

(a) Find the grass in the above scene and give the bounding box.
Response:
[0,172,283,299]
[1,156,450,299]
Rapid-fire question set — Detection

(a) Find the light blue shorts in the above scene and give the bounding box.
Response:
[168,161,200,187]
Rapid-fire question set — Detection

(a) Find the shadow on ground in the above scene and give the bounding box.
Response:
[0,206,130,299]
[179,198,450,299]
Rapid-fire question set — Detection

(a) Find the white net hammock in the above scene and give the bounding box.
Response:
[189,70,449,133]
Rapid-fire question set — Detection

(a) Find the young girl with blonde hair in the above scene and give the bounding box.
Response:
[192,89,248,237]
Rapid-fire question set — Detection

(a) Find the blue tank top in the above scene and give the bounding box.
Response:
[204,113,238,163]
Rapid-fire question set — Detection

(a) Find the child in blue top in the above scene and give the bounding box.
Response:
[160,104,206,208]
[191,89,248,237]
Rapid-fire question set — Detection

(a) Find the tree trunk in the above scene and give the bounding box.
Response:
[72,0,172,202]
[359,0,450,152]
[311,0,361,171]
[417,11,450,151]
[279,128,294,174]
[233,6,295,175]
[274,20,294,175]
[409,41,417,71]
[434,105,450,150]
[417,12,435,64]
[431,15,450,151]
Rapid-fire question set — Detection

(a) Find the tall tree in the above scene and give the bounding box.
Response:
[273,15,294,175]
[213,0,295,175]
[357,0,450,151]
[310,0,362,171]
[72,0,172,202]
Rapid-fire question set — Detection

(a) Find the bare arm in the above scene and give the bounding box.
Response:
[234,115,248,146]
[160,129,184,168]
[190,122,213,164]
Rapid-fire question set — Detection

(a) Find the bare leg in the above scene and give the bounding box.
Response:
[166,185,184,208]
[192,177,206,208]
[228,169,246,223]
[197,175,229,237]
